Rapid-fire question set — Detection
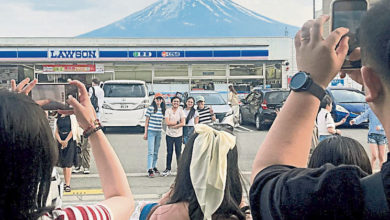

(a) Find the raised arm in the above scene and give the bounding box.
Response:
[67,81,134,219]
[251,16,349,182]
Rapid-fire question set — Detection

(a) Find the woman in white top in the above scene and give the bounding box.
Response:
[2,78,133,220]
[317,95,347,142]
[183,97,199,144]
[162,96,186,176]
[228,85,240,127]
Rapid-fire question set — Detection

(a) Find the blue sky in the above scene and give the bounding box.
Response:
[0,0,321,37]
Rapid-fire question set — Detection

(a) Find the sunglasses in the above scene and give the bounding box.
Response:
[155,97,163,100]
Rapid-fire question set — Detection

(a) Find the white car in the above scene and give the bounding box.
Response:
[189,91,232,123]
[101,80,153,128]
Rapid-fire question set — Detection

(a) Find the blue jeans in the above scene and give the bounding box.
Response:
[368,133,388,145]
[319,135,332,142]
[166,135,182,170]
[183,126,195,144]
[147,130,162,170]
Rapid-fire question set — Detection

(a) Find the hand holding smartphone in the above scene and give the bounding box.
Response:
[30,84,79,110]
[331,0,368,69]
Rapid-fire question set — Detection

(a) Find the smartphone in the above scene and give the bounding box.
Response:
[30,84,78,110]
[331,0,368,69]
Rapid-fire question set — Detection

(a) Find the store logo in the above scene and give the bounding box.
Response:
[133,52,153,57]
[161,51,181,57]
[49,50,97,59]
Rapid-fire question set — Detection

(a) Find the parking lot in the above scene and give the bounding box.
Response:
[61,124,383,206]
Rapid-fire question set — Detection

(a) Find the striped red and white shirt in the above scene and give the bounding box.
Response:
[42,204,112,220]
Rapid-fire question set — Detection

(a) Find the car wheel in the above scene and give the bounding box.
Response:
[255,114,266,130]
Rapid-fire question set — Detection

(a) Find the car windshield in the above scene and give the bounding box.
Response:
[190,93,227,105]
[103,84,146,98]
[265,91,289,104]
[331,89,366,103]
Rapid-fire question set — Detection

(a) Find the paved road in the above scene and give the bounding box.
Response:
[60,125,385,206]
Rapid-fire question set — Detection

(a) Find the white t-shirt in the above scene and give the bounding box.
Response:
[183,108,199,126]
[89,85,105,110]
[165,108,186,137]
[317,108,335,136]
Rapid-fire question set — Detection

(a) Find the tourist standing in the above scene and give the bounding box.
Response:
[162,96,185,176]
[88,78,104,120]
[183,97,199,144]
[228,85,240,127]
[144,93,166,178]
[196,96,216,124]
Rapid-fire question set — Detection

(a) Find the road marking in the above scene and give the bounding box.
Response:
[234,126,253,132]
[64,189,103,196]
[62,171,251,179]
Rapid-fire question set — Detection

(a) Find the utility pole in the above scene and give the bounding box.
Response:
[313,0,316,19]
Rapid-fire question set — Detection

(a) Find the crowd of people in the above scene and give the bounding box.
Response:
[1,1,390,219]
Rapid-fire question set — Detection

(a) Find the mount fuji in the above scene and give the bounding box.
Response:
[79,0,299,38]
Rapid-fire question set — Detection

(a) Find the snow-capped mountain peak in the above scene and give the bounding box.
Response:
[79,0,299,38]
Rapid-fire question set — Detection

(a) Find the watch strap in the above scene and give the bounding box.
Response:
[307,79,326,101]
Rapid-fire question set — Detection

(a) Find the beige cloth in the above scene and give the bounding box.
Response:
[190,124,236,220]
[228,92,239,106]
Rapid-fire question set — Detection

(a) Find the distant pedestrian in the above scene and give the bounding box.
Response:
[196,96,216,124]
[228,85,240,127]
[88,78,104,120]
[316,95,347,141]
[350,106,388,170]
[144,93,166,178]
[183,97,199,144]
[162,96,185,176]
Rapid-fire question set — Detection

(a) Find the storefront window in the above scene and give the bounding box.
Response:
[192,64,226,77]
[154,64,188,77]
[230,64,263,76]
[114,64,152,82]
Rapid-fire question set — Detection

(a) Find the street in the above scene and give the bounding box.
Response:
[60,125,385,207]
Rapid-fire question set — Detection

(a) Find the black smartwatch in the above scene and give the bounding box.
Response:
[289,71,326,101]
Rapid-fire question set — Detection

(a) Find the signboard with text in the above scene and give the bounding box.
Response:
[42,64,104,74]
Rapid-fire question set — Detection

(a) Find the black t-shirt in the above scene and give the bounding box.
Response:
[250,163,372,220]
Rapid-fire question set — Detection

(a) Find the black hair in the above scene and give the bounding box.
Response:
[229,85,238,95]
[308,135,372,174]
[167,131,246,220]
[92,78,100,85]
[319,94,332,110]
[0,90,58,219]
[151,97,166,115]
[360,0,390,84]
[184,97,196,125]
[171,96,181,103]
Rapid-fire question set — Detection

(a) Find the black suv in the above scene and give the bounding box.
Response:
[239,89,290,130]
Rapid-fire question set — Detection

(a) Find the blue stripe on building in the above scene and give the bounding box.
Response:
[0,49,269,59]
[0,51,17,58]
[241,50,269,57]
[214,50,241,57]
[99,51,128,58]
[18,51,47,58]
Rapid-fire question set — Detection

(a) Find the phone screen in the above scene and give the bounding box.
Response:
[332,0,367,69]
[31,84,78,110]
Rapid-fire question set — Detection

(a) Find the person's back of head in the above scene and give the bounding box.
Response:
[360,1,390,84]
[92,78,100,86]
[308,135,372,174]
[319,94,332,110]
[168,127,245,220]
[0,90,58,219]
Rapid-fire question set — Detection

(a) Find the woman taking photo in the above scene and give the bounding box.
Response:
[162,96,185,177]
[0,78,133,219]
[183,97,199,145]
[144,93,166,178]
[55,113,81,192]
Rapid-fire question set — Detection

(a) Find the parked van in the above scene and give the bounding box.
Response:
[101,80,153,128]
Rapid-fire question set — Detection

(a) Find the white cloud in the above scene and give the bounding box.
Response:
[0,0,315,37]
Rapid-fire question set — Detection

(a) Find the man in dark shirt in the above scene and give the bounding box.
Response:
[250,1,390,219]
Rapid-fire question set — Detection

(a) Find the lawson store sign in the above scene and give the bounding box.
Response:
[0,47,269,61]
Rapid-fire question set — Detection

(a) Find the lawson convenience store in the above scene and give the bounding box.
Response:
[0,37,296,93]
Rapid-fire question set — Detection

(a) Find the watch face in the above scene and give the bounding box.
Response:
[290,72,308,90]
